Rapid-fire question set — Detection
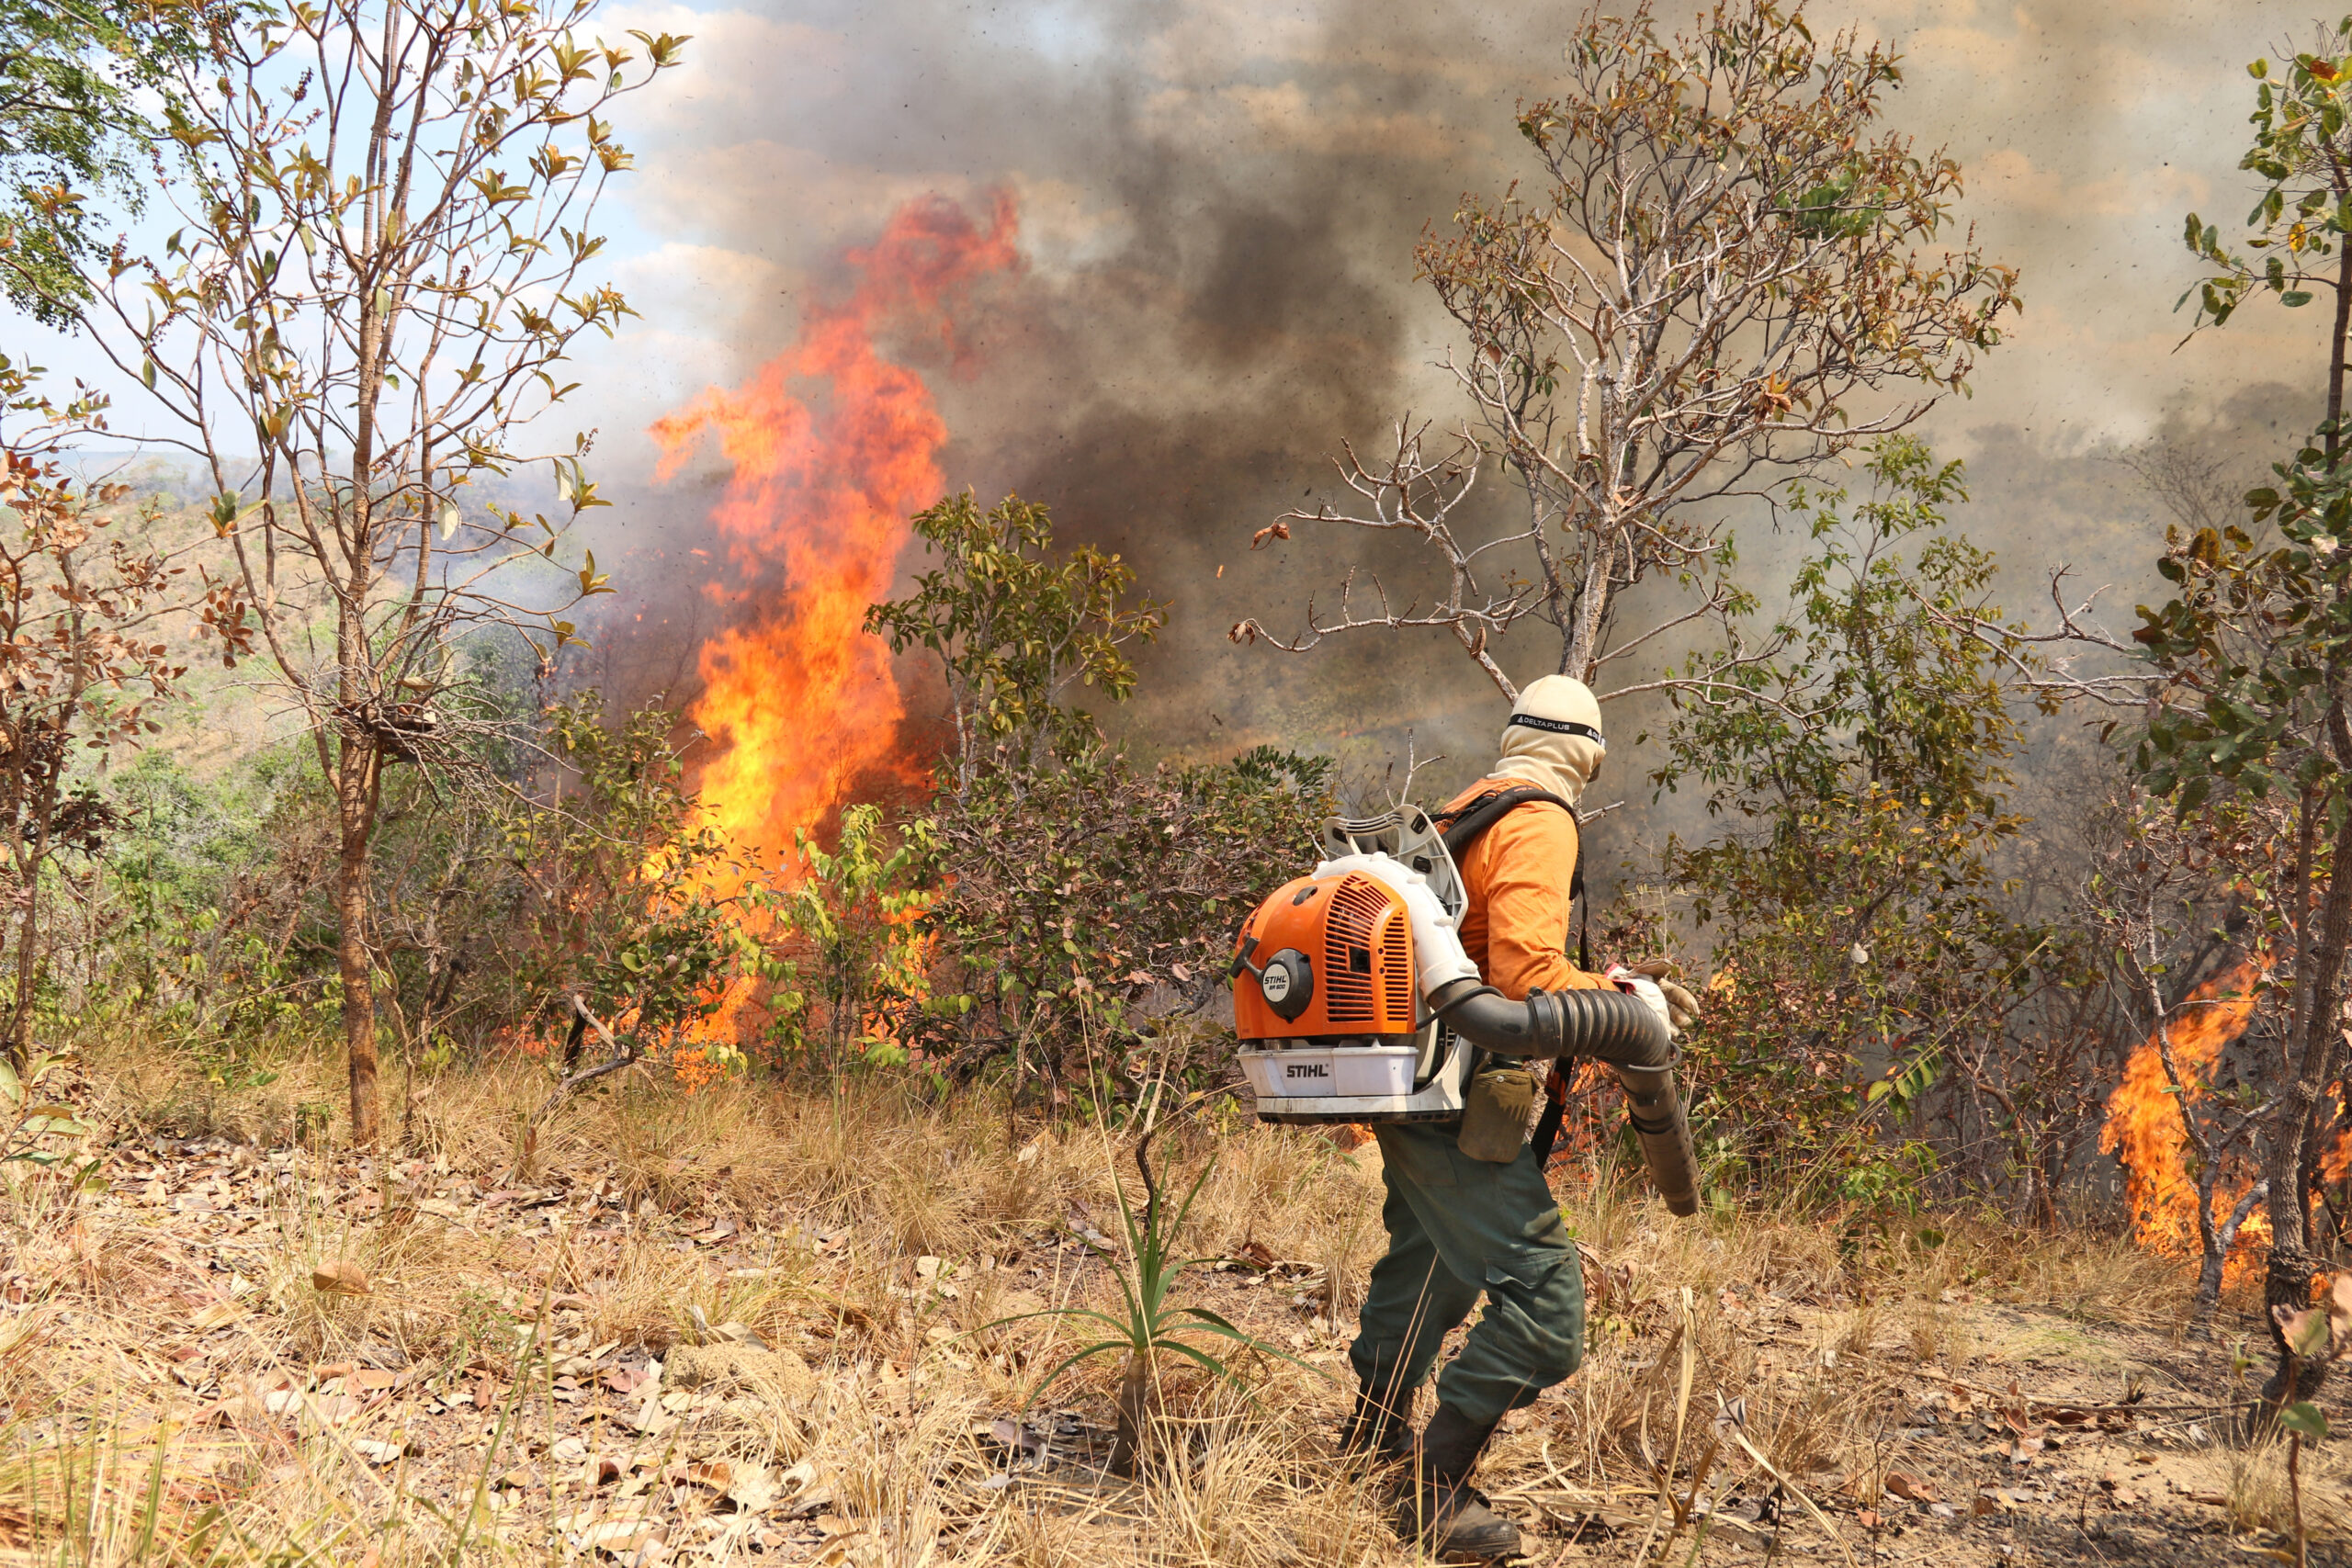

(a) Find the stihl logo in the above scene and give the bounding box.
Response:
[1285,1063,1329,1080]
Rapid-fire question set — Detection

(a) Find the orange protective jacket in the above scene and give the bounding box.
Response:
[1442,775,1613,1002]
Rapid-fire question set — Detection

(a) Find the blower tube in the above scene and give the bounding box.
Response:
[1425,977,1700,1218]
[1313,851,1700,1217]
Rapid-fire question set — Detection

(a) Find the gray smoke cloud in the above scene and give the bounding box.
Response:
[560,0,2337,863]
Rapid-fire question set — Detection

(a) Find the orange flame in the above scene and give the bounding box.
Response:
[2099,960,2267,1280]
[651,193,1021,873]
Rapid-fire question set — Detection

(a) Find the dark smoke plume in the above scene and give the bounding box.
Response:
[572,0,2324,873]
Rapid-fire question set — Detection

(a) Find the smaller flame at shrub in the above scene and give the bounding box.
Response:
[2099,960,2267,1281]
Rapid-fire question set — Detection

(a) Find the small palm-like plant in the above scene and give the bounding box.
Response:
[993,1121,1326,1475]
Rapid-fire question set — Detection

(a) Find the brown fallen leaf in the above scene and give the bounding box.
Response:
[1883,1472,1939,1503]
[311,1259,371,1295]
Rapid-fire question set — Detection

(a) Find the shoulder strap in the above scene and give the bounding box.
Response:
[1433,785,1573,860]
[1433,784,1589,966]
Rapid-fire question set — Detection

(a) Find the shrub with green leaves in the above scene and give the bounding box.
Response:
[866,488,1333,1101]
[915,742,1332,1101]
[1657,439,2087,1206]
[745,804,937,1075]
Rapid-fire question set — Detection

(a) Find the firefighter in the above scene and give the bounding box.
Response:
[1342,675,1687,1561]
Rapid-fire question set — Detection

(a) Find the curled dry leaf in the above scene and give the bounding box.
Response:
[1883,1472,1938,1503]
[310,1259,371,1296]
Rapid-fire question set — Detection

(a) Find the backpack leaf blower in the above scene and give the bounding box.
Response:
[1231,805,1701,1216]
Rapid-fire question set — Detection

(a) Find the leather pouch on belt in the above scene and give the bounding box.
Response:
[1459,1066,1536,1163]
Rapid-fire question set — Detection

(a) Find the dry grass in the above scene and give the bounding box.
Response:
[0,1030,2337,1568]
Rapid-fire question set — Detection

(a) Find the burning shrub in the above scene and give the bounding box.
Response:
[458,693,746,1063]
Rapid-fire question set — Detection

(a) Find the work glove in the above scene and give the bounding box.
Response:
[1621,957,1702,1032]
[1605,964,1675,1037]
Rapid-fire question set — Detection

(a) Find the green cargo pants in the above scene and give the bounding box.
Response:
[1346,1122,1584,1427]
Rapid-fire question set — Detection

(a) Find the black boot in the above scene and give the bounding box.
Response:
[1338,1380,1414,1473]
[1396,1402,1521,1562]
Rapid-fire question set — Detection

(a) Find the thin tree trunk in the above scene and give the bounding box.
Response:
[2329,242,2352,462]
[2194,1180,2269,1334]
[2261,705,2352,1411]
[338,730,381,1147]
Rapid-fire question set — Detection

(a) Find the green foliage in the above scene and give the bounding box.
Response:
[76,685,753,1071]
[2278,1401,2330,1440]
[916,744,1333,1097]
[865,491,1167,789]
[0,0,193,322]
[0,359,253,1059]
[2181,27,2352,337]
[0,1050,98,1185]
[486,693,743,1051]
[748,805,937,1075]
[1657,439,2076,1203]
[2132,444,2352,816]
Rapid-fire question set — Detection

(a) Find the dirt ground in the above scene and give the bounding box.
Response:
[1,1048,2345,1567]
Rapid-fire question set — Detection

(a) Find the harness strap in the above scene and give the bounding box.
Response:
[1432,785,1588,1164]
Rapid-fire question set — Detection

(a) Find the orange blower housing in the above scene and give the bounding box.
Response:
[1233,871,1419,1043]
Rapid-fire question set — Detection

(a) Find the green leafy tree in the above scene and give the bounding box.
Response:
[2132,17,2352,1415]
[0,0,196,321]
[866,490,1331,1101]
[866,491,1166,796]
[2129,444,2352,1412]
[30,0,688,1143]
[1659,440,2076,1207]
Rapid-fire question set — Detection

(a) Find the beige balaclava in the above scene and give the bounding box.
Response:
[1490,675,1605,806]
